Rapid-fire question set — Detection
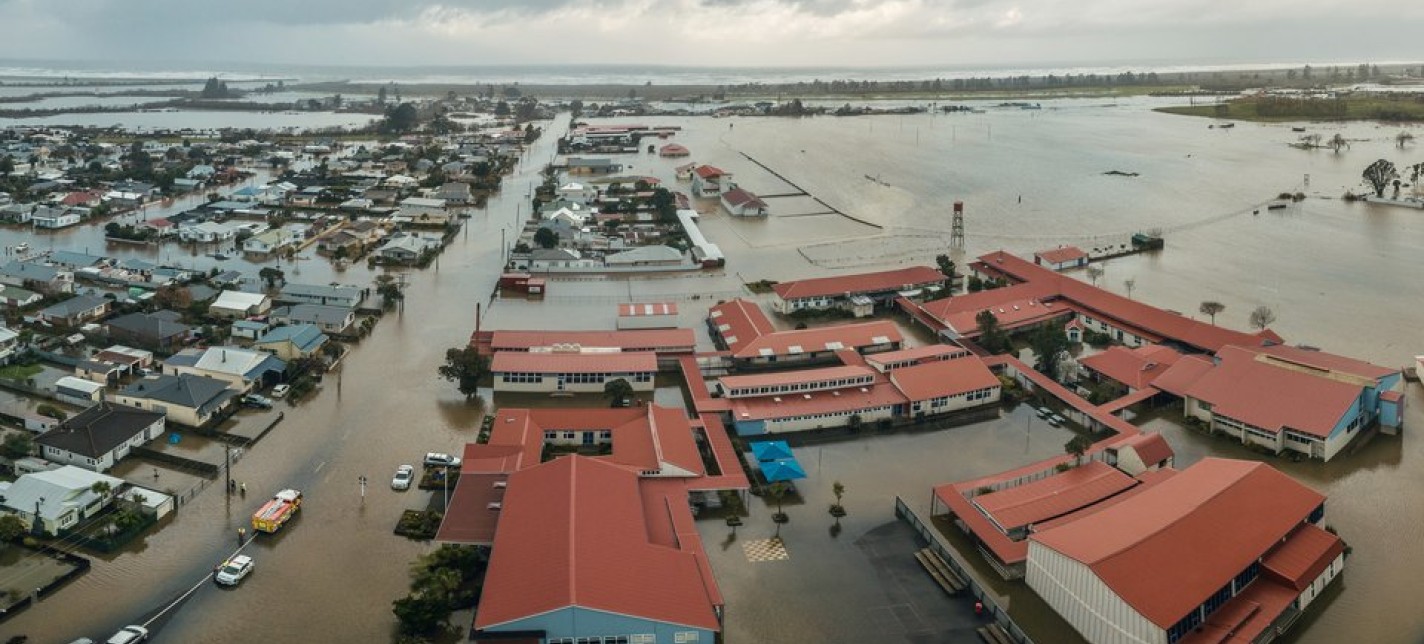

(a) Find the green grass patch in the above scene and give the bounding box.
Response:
[1157,95,1424,123]
[0,363,42,381]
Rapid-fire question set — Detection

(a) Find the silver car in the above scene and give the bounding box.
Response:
[215,555,254,586]
[391,464,415,490]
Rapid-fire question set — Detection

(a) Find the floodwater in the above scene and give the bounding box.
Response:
[1,97,1423,643]
[0,110,377,130]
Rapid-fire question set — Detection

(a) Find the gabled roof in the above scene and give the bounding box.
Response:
[721,187,766,209]
[474,456,721,632]
[1030,458,1327,629]
[105,311,190,341]
[492,351,656,375]
[693,165,726,179]
[256,324,328,353]
[707,298,776,352]
[279,282,362,302]
[39,294,108,319]
[973,461,1137,531]
[36,402,164,458]
[483,329,695,354]
[0,466,124,521]
[119,374,237,416]
[173,346,286,380]
[211,290,269,312]
[1078,344,1183,390]
[772,266,946,301]
[271,304,353,328]
[733,321,902,361]
[1034,245,1088,265]
[0,260,64,282]
[888,356,1001,401]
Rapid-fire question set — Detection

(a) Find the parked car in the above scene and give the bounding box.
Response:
[106,626,149,644]
[270,384,290,399]
[391,464,415,490]
[423,452,462,468]
[215,554,254,586]
[242,394,273,409]
[1035,407,1052,419]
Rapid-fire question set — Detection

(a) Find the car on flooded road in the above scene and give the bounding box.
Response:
[391,464,415,490]
[215,555,254,586]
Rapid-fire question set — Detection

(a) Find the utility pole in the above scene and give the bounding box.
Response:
[359,476,367,502]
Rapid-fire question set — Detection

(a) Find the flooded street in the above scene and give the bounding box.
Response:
[3,98,1424,643]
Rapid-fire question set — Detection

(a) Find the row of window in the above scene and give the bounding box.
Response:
[548,634,695,644]
[544,430,614,440]
[725,376,875,397]
[499,371,653,384]
[770,406,891,424]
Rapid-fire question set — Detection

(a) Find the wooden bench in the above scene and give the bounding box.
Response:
[916,547,967,592]
[976,623,1014,644]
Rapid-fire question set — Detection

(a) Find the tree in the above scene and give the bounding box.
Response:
[0,515,25,542]
[1,432,33,460]
[259,267,285,289]
[35,404,66,422]
[1064,434,1093,465]
[0,155,13,174]
[377,86,388,104]
[1029,324,1070,381]
[1249,305,1276,330]
[975,310,1007,354]
[494,101,510,117]
[829,480,847,519]
[1199,301,1226,325]
[392,594,450,636]
[386,103,420,133]
[533,227,558,249]
[152,285,192,311]
[767,481,790,538]
[437,347,487,398]
[934,254,956,281]
[1085,265,1104,286]
[375,274,404,309]
[1397,131,1415,149]
[846,413,863,431]
[512,241,531,254]
[90,481,112,498]
[603,378,634,407]
[1363,159,1399,198]
[1123,278,1136,300]
[1328,133,1349,154]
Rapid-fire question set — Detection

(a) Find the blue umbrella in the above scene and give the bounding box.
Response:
[761,458,807,482]
[751,440,794,462]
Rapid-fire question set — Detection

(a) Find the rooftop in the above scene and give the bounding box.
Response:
[1034,245,1088,265]
[771,266,946,301]
[480,328,696,354]
[36,402,164,459]
[618,302,678,317]
[1078,344,1184,390]
[973,461,1137,532]
[887,356,1001,402]
[491,351,657,375]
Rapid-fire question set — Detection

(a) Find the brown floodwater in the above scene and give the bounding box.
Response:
[3,99,1424,643]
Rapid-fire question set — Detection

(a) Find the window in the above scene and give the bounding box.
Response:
[630,635,656,644]
[674,633,700,643]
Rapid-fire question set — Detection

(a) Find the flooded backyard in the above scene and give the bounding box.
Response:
[1,98,1422,642]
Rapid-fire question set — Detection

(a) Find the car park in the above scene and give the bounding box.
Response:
[391,464,415,490]
[424,452,462,468]
[106,626,149,644]
[215,554,255,586]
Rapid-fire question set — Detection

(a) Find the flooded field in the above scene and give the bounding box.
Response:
[2,98,1423,642]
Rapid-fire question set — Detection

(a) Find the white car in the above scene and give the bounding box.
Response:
[215,554,255,586]
[106,626,149,644]
[423,452,462,468]
[391,464,415,490]
[270,384,290,399]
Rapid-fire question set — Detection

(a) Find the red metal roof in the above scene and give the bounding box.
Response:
[771,266,946,301]
[1079,344,1183,390]
[486,329,695,354]
[863,343,969,367]
[973,461,1137,531]
[1261,522,1345,591]
[1173,345,1366,438]
[729,379,907,422]
[1034,246,1088,265]
[1114,432,1174,468]
[1381,389,1404,402]
[888,356,1000,402]
[721,187,766,209]
[916,285,1065,335]
[1178,576,1300,644]
[618,302,678,317]
[1031,467,1178,533]
[435,473,508,545]
[732,320,903,360]
[492,351,656,375]
[708,299,776,354]
[1030,458,1327,629]
[658,143,690,157]
[693,165,726,179]
[1252,343,1395,381]
[1150,354,1216,396]
[719,365,876,391]
[474,457,722,632]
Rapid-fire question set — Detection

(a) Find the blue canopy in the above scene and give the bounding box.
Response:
[751,440,794,462]
[761,457,807,482]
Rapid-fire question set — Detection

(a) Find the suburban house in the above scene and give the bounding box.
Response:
[279,283,364,308]
[604,245,686,268]
[31,206,82,229]
[524,248,601,272]
[565,157,623,175]
[55,376,106,406]
[316,230,364,256]
[105,310,190,350]
[1034,245,1090,271]
[35,402,166,473]
[491,350,657,394]
[115,373,238,428]
[268,304,355,333]
[0,285,42,308]
[691,165,731,197]
[162,346,286,392]
[177,221,237,243]
[720,187,768,217]
[0,325,17,363]
[399,196,447,218]
[437,182,473,205]
[771,266,947,316]
[253,324,329,361]
[1026,458,1344,644]
[242,229,295,256]
[0,260,74,295]
[47,251,107,270]
[0,466,125,534]
[209,290,272,319]
[659,143,691,157]
[32,294,110,327]
[374,234,441,264]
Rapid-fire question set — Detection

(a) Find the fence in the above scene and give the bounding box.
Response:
[894,496,1035,644]
[0,546,91,623]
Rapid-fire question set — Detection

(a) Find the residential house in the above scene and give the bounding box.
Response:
[0,261,74,295]
[659,143,691,157]
[242,228,295,256]
[556,182,595,204]
[35,402,166,473]
[721,187,768,217]
[136,217,177,238]
[0,285,42,308]
[399,196,447,217]
[603,245,686,268]
[0,203,34,224]
[209,290,271,319]
[47,251,107,271]
[1034,245,1090,271]
[0,325,19,363]
[178,221,237,243]
[162,346,286,392]
[0,466,125,534]
[31,206,81,229]
[525,248,601,271]
[565,157,623,175]
[691,165,732,197]
[279,283,364,308]
[32,294,110,327]
[268,304,355,333]
[316,230,363,256]
[253,324,329,361]
[374,235,439,264]
[55,376,106,406]
[115,373,238,428]
[231,319,271,341]
[105,311,190,350]
[437,182,473,205]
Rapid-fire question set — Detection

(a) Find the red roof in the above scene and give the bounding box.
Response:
[693,165,726,179]
[888,356,1000,401]
[1179,575,1300,644]
[485,329,695,354]
[732,321,902,360]
[1150,354,1216,396]
[721,187,766,209]
[1381,389,1403,402]
[1034,246,1088,265]
[491,351,656,375]
[1261,522,1345,591]
[1031,467,1178,533]
[435,473,508,545]
[474,457,722,632]
[60,190,102,206]
[863,344,969,368]
[143,217,174,228]
[1171,345,1367,438]
[618,302,678,317]
[771,266,946,301]
[1078,344,1183,390]
[1114,432,1174,468]
[729,379,907,422]
[487,406,705,476]
[719,365,875,391]
[707,299,776,353]
[973,461,1137,531]
[1030,458,1327,629]
[658,143,690,157]
[916,284,1066,335]
[1252,343,1395,381]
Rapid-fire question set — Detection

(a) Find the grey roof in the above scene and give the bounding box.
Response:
[36,402,165,459]
[280,283,362,302]
[115,258,156,272]
[48,251,107,268]
[1,260,63,282]
[567,157,618,168]
[530,248,581,262]
[119,374,237,417]
[186,284,218,303]
[271,304,353,328]
[0,284,40,301]
[105,311,191,341]
[39,294,108,319]
[0,466,125,523]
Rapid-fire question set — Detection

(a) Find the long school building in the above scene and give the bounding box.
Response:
[492,351,657,394]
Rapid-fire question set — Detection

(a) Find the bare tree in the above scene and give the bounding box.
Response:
[1123,278,1136,300]
[1363,159,1399,198]
[1199,301,1226,325]
[1397,131,1415,149]
[1249,305,1277,330]
[1328,133,1349,154]
[1085,265,1104,286]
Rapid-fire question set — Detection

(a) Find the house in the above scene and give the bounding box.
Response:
[0,325,18,363]
[94,345,154,373]
[242,228,294,256]
[316,230,363,256]
[31,206,82,229]
[1152,344,1402,461]
[279,283,364,309]
[556,182,595,204]
[674,162,698,181]
[162,346,286,392]
[492,351,656,394]
[253,324,329,361]
[230,319,271,341]
[771,266,947,316]
[33,294,110,327]
[437,182,473,205]
[35,402,166,473]
[0,466,125,534]
[55,376,106,406]
[0,285,41,308]
[47,250,107,271]
[1027,458,1344,644]
[0,203,34,223]
[565,157,623,175]
[526,248,601,271]
[105,311,190,350]
[399,196,447,217]
[268,304,355,333]
[659,143,691,157]
[545,205,590,227]
[603,245,686,268]
[691,165,732,197]
[374,235,440,264]
[115,373,238,428]
[209,290,272,318]
[721,187,768,217]
[0,261,74,295]
[1034,245,1090,271]
[135,217,177,238]
[59,190,103,208]
[178,221,237,243]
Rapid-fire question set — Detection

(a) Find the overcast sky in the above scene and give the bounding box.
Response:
[0,0,1419,71]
